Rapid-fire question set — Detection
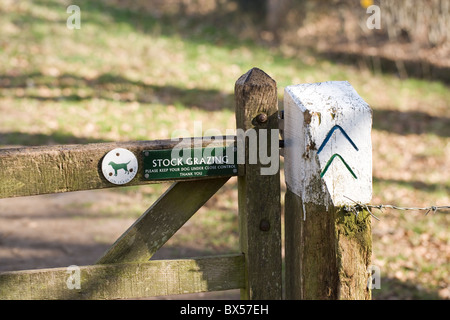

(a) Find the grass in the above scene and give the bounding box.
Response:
[0,0,449,299]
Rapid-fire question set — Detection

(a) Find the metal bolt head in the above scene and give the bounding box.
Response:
[256,113,268,124]
[259,219,270,232]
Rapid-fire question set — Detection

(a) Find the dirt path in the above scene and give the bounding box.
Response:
[0,190,133,272]
[0,189,240,299]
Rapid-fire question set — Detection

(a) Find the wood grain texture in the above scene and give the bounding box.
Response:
[96,178,230,264]
[235,68,282,300]
[0,254,245,300]
[283,80,372,300]
[285,188,372,299]
[0,137,237,199]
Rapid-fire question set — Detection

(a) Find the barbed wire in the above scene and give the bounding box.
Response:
[367,204,450,215]
[342,196,450,221]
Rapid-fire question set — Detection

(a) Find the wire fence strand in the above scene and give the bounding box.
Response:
[367,204,450,216]
[342,196,450,221]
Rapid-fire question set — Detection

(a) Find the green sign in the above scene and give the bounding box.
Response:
[142,146,238,180]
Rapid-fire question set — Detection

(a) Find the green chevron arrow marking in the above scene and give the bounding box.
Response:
[320,153,357,179]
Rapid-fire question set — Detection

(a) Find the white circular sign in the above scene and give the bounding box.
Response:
[102,148,138,185]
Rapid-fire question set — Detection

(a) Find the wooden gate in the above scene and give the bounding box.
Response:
[0,67,373,300]
[0,68,282,300]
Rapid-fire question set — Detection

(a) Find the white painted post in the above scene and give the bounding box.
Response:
[284,81,373,300]
[284,81,372,207]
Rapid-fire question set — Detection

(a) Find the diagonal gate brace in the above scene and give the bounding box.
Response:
[96,178,229,265]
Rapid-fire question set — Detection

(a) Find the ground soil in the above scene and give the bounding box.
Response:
[0,188,241,299]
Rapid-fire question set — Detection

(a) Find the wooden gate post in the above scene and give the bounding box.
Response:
[235,68,282,300]
[284,81,373,300]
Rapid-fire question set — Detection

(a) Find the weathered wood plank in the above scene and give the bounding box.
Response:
[96,178,230,264]
[285,189,372,299]
[284,82,373,300]
[235,68,282,300]
[0,137,237,199]
[0,254,245,300]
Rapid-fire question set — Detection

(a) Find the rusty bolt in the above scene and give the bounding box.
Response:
[259,219,270,232]
[256,113,268,124]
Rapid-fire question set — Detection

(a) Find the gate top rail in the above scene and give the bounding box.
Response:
[0,136,238,199]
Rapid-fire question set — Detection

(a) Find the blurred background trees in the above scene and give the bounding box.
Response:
[382,0,448,47]
[233,0,448,48]
[229,0,449,81]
